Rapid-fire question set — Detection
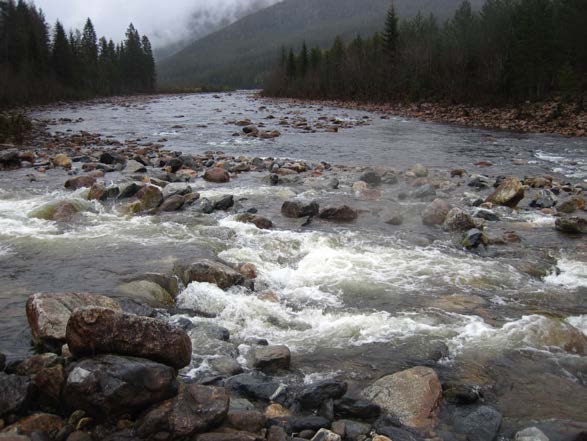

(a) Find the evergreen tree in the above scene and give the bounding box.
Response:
[51,21,72,85]
[286,48,296,79]
[141,35,156,91]
[299,41,309,77]
[383,2,399,62]
[81,18,98,90]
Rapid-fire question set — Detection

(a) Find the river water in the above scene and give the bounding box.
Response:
[0,91,586,432]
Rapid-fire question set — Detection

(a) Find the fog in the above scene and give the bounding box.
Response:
[33,0,280,48]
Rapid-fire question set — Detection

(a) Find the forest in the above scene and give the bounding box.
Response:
[0,0,156,107]
[263,0,587,105]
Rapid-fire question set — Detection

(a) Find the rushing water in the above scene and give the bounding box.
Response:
[1,91,586,431]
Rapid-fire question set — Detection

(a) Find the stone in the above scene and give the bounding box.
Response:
[63,355,178,420]
[124,160,147,174]
[0,373,33,418]
[235,213,273,229]
[362,366,442,431]
[0,149,21,170]
[117,182,142,199]
[209,357,243,376]
[333,397,381,420]
[175,259,245,289]
[411,184,436,201]
[29,200,85,222]
[298,380,347,409]
[442,208,477,232]
[475,209,500,221]
[1,413,63,438]
[14,354,64,409]
[99,152,126,165]
[88,183,119,201]
[451,405,502,441]
[136,384,229,439]
[227,410,266,433]
[204,168,230,183]
[515,427,549,441]
[162,183,193,199]
[411,164,428,178]
[158,194,185,212]
[557,196,585,214]
[117,280,174,307]
[485,177,524,208]
[253,346,291,373]
[237,263,257,279]
[385,214,403,226]
[311,429,341,441]
[555,216,586,234]
[134,185,163,212]
[462,228,488,248]
[442,383,482,405]
[52,154,72,169]
[25,292,121,351]
[224,373,285,402]
[281,201,320,218]
[468,175,491,189]
[268,426,288,441]
[66,307,192,369]
[196,432,263,441]
[213,195,235,211]
[530,190,557,209]
[331,420,370,441]
[66,431,92,441]
[319,206,358,222]
[0,352,5,371]
[359,170,382,186]
[422,199,450,226]
[64,176,97,190]
[291,416,331,433]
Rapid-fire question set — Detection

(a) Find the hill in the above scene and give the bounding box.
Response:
[157,0,485,89]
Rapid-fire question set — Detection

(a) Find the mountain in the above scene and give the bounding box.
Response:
[157,0,485,89]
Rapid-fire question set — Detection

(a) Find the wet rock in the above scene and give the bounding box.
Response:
[486,177,524,208]
[227,410,266,433]
[462,228,488,249]
[175,259,244,289]
[411,184,436,201]
[99,152,126,165]
[442,208,477,232]
[196,431,264,441]
[117,280,174,307]
[310,428,340,441]
[224,373,286,402]
[136,384,229,439]
[291,417,331,433]
[333,397,381,421]
[0,149,21,170]
[359,170,382,186]
[298,380,347,410]
[14,354,64,410]
[236,263,257,279]
[26,292,121,351]
[213,195,234,211]
[64,176,97,190]
[515,427,549,441]
[209,357,243,376]
[385,213,403,226]
[530,190,558,209]
[88,183,119,201]
[331,420,370,441]
[422,199,450,226]
[66,307,192,369]
[362,366,442,431]
[268,425,288,441]
[29,200,85,222]
[281,201,320,218]
[557,196,585,214]
[253,345,291,373]
[123,160,146,174]
[442,383,482,405]
[373,425,421,441]
[204,168,230,183]
[468,175,491,189]
[475,208,500,221]
[555,216,586,234]
[0,373,33,418]
[319,206,358,222]
[134,185,163,212]
[63,355,177,420]
[411,164,428,178]
[66,431,92,441]
[158,194,186,212]
[0,352,5,371]
[235,213,273,229]
[117,182,142,199]
[52,154,72,169]
[381,171,398,185]
[162,182,193,199]
[1,413,63,438]
[451,405,502,441]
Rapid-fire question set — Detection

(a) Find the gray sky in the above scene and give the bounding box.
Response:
[33,0,279,48]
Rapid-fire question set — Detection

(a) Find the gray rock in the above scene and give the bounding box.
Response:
[209,357,243,376]
[333,397,381,420]
[475,209,500,221]
[0,373,33,418]
[331,420,370,441]
[124,160,147,174]
[422,199,450,226]
[224,372,287,403]
[451,405,502,441]
[411,184,436,201]
[253,345,291,373]
[213,194,234,211]
[468,175,491,189]
[530,190,558,209]
[443,208,477,232]
[282,201,320,218]
[0,148,21,170]
[319,206,358,222]
[158,194,186,212]
[359,170,382,186]
[310,428,341,441]
[515,427,549,441]
[175,259,245,289]
[555,216,586,234]
[298,380,347,409]
[462,228,488,248]
[162,182,193,199]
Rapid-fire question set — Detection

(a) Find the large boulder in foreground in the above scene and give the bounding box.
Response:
[137,384,229,439]
[175,259,244,289]
[63,354,178,419]
[26,292,121,351]
[66,307,192,369]
[485,177,524,208]
[362,366,442,432]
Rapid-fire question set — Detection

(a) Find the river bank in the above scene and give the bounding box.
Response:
[0,92,586,441]
[260,96,587,138]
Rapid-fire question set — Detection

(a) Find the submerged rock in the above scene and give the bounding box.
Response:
[235,213,273,229]
[66,307,192,369]
[26,292,121,351]
[555,216,586,234]
[485,177,524,208]
[411,164,428,178]
[63,354,178,420]
[281,201,320,218]
[422,199,450,226]
[64,176,97,190]
[359,169,382,186]
[175,259,244,289]
[442,208,477,232]
[117,280,175,307]
[319,206,358,222]
[362,366,442,431]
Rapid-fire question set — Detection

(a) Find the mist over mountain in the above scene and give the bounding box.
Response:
[157,0,485,89]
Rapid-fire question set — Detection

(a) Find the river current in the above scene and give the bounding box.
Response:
[0,91,585,432]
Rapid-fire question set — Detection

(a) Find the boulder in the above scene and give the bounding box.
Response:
[334,398,380,421]
[212,194,235,211]
[134,185,163,212]
[485,177,524,208]
[281,201,320,218]
[196,432,264,441]
[227,410,267,433]
[319,206,358,222]
[555,216,586,234]
[331,420,371,441]
[530,190,557,209]
[26,292,121,351]
[116,280,174,307]
[253,345,291,373]
[204,168,230,183]
[63,355,178,419]
[311,429,341,441]
[235,213,273,229]
[1,413,63,437]
[515,427,549,441]
[411,184,436,201]
[359,170,382,186]
[117,182,142,199]
[14,354,64,409]
[162,183,193,199]
[99,152,126,165]
[475,209,500,222]
[298,380,347,409]
[291,416,331,432]
[0,149,21,170]
[422,199,450,226]
[451,405,502,441]
[30,200,85,222]
[52,154,72,169]
[66,307,192,369]
[362,366,442,431]
[124,160,147,174]
[88,183,119,201]
[411,164,428,178]
[462,228,488,248]
[442,208,477,232]
[159,194,186,212]
[175,259,244,289]
[468,174,491,189]
[136,384,229,439]
[557,196,585,214]
[224,373,286,403]
[64,176,97,190]
[0,373,33,418]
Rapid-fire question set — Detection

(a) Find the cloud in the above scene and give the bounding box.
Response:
[33,0,280,48]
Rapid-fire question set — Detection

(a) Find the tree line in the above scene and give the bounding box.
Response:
[263,0,586,105]
[0,0,156,107]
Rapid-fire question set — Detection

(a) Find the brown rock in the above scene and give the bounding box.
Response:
[319,206,358,222]
[64,176,97,190]
[265,403,290,419]
[227,410,266,433]
[442,208,477,232]
[422,199,450,226]
[1,413,63,437]
[66,307,192,369]
[253,345,291,373]
[204,168,230,183]
[555,216,587,234]
[486,177,524,208]
[196,431,264,441]
[235,213,273,229]
[14,354,64,409]
[237,263,258,279]
[175,259,244,290]
[26,292,121,350]
[281,201,319,218]
[52,154,72,169]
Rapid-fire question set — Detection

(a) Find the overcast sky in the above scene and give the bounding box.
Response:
[33,0,278,48]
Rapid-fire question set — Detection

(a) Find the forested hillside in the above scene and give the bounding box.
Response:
[0,0,156,107]
[263,0,587,105]
[157,0,485,89]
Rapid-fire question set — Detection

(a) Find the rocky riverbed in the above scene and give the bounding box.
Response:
[0,91,586,441]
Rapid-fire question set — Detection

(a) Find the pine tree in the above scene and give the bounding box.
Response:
[81,18,98,91]
[141,35,156,91]
[299,41,309,77]
[286,48,296,79]
[51,20,72,85]
[383,1,399,62]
